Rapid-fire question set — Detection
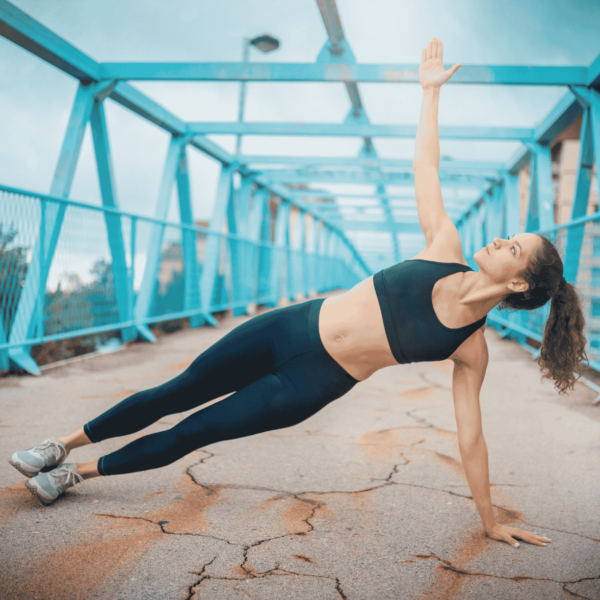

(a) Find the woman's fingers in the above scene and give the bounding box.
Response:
[427,41,433,60]
[503,534,520,548]
[507,527,552,546]
[448,63,462,76]
[437,38,443,61]
[421,48,426,64]
[512,529,552,547]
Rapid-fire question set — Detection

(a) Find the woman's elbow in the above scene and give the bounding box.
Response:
[413,160,437,173]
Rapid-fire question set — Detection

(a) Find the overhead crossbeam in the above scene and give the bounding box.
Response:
[236,155,506,171]
[187,122,534,141]
[96,63,588,86]
[261,170,494,187]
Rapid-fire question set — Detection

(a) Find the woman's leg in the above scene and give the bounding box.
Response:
[74,298,358,478]
[96,362,349,476]
[80,309,281,445]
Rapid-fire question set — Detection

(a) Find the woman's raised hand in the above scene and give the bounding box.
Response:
[419,37,462,90]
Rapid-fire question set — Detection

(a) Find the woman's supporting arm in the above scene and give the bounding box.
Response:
[452,331,551,548]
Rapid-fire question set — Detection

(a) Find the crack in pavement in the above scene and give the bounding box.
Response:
[89,444,598,597]
[184,456,593,548]
[412,553,600,600]
[187,563,348,600]
[94,512,240,547]
[186,556,217,600]
[520,522,600,544]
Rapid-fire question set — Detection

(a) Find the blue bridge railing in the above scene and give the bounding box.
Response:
[0,184,365,372]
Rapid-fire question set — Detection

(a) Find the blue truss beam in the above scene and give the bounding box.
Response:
[587,53,600,88]
[315,0,400,261]
[90,98,137,343]
[262,171,491,187]
[506,91,583,174]
[0,1,359,245]
[187,122,534,141]
[237,155,506,171]
[134,136,187,339]
[0,0,100,80]
[458,88,586,225]
[1,1,592,88]
[5,82,97,375]
[334,221,425,233]
[175,145,204,328]
[286,190,424,199]
[317,206,465,217]
[96,62,589,86]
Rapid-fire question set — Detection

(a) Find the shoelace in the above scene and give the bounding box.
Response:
[49,465,87,495]
[34,439,65,463]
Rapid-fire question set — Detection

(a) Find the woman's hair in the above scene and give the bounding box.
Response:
[497,234,588,394]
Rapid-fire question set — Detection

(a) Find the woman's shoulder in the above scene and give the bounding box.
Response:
[411,225,467,266]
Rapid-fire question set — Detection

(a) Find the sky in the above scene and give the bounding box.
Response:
[0,0,599,272]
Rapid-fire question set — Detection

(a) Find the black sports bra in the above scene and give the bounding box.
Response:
[373,259,486,364]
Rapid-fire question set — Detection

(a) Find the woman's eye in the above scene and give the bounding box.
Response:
[511,247,515,255]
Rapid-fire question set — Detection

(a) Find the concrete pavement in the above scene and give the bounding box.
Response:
[1,293,599,599]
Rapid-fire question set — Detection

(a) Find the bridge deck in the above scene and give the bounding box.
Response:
[1,295,599,599]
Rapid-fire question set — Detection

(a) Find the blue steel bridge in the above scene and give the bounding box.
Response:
[0,0,599,376]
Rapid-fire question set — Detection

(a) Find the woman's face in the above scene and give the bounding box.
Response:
[473,233,542,291]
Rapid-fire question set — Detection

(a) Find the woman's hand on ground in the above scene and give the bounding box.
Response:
[486,523,552,548]
[419,37,462,90]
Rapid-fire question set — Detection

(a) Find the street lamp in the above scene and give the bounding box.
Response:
[236,34,280,155]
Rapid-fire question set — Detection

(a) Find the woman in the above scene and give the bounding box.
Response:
[11,38,586,549]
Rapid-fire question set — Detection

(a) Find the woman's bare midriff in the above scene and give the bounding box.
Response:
[318,275,400,382]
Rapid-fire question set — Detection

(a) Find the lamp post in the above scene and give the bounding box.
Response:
[236,34,280,155]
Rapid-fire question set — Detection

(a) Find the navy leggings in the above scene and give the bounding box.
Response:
[84,298,360,476]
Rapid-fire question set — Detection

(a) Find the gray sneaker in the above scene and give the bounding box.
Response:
[9,437,69,478]
[24,463,86,506]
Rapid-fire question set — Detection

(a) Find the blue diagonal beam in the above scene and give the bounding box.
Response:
[459,89,586,225]
[133,136,186,339]
[96,62,589,86]
[199,166,234,322]
[90,98,137,343]
[0,0,100,80]
[506,91,583,174]
[6,82,96,375]
[186,122,534,140]
[175,145,204,328]
[564,103,594,282]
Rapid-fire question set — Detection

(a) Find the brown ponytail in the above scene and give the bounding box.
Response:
[497,235,588,394]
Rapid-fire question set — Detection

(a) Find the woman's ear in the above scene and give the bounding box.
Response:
[507,278,529,294]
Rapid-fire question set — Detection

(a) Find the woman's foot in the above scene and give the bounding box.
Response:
[9,437,69,478]
[24,463,86,505]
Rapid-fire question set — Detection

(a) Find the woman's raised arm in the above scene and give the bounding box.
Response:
[413,38,461,247]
